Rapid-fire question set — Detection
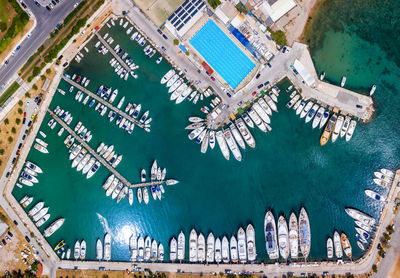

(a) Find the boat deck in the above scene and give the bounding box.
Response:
[61,76,145,129]
[48,110,163,188]
[94,31,132,73]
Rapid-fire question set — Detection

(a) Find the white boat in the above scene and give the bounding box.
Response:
[151,240,158,261]
[128,189,134,205]
[365,189,385,202]
[143,187,149,204]
[130,234,138,261]
[345,120,357,141]
[289,212,298,259]
[156,57,163,64]
[137,188,143,203]
[189,229,198,262]
[237,227,247,263]
[176,87,192,104]
[246,224,256,262]
[264,211,279,259]
[264,95,277,112]
[170,237,177,261]
[29,201,44,216]
[341,76,346,87]
[370,85,376,96]
[258,98,272,116]
[332,115,344,142]
[200,131,209,153]
[151,160,157,181]
[177,231,185,261]
[293,100,301,111]
[236,118,255,148]
[32,207,48,222]
[166,74,179,88]
[320,110,330,129]
[138,236,144,261]
[305,103,319,123]
[300,101,313,119]
[287,94,300,108]
[197,233,206,262]
[215,237,222,263]
[80,240,86,260]
[117,96,125,109]
[171,83,187,101]
[312,107,325,129]
[144,236,151,261]
[158,243,164,261]
[355,220,373,232]
[334,231,342,259]
[247,108,267,132]
[126,26,133,35]
[44,218,64,237]
[96,238,103,260]
[230,123,245,149]
[74,241,80,260]
[230,235,238,263]
[242,113,254,128]
[296,101,305,115]
[320,72,325,80]
[66,248,71,259]
[168,78,183,93]
[188,126,205,140]
[221,236,230,263]
[278,215,289,260]
[216,130,230,160]
[206,233,215,263]
[340,116,351,137]
[26,161,42,173]
[252,102,270,124]
[189,117,204,123]
[298,207,311,260]
[223,129,242,161]
[357,241,365,251]
[34,143,48,154]
[327,237,333,259]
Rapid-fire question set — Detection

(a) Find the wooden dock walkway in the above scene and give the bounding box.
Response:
[61,76,145,128]
[49,110,166,189]
[94,31,132,73]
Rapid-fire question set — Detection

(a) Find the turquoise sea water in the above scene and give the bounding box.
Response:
[190,19,255,89]
[12,3,400,264]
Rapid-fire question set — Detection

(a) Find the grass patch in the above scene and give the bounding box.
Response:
[0,81,20,106]
[0,0,29,54]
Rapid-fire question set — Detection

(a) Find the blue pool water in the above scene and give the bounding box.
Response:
[190,19,255,89]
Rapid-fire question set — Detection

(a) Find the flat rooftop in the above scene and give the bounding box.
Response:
[189,19,255,89]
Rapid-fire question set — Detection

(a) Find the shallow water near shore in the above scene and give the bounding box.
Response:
[12,4,400,263]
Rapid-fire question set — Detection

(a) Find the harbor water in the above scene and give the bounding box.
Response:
[12,3,400,263]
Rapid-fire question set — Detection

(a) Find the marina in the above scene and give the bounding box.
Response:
[3,3,400,276]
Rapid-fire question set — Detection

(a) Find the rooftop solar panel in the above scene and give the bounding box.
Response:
[177,23,184,31]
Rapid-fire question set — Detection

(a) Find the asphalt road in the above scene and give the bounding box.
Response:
[0,0,81,91]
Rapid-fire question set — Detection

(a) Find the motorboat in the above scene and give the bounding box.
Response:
[334,231,343,259]
[332,115,344,142]
[252,102,270,124]
[189,117,204,123]
[236,118,255,148]
[365,189,385,202]
[25,161,42,173]
[355,227,370,243]
[138,236,144,262]
[197,233,206,262]
[247,108,267,132]
[144,236,151,261]
[221,236,230,263]
[286,94,300,108]
[278,216,289,260]
[32,207,49,222]
[345,120,357,141]
[170,237,177,261]
[230,123,245,149]
[143,187,149,204]
[44,218,64,237]
[237,227,247,263]
[151,240,158,261]
[340,116,351,137]
[201,131,209,153]
[130,234,138,262]
[230,235,238,263]
[298,207,311,260]
[74,240,80,260]
[246,224,256,262]
[216,130,230,160]
[289,212,298,259]
[327,237,333,259]
[206,233,215,263]
[103,233,111,261]
[151,160,157,181]
[319,110,330,129]
[242,113,254,128]
[320,114,337,146]
[355,220,373,232]
[189,229,198,262]
[223,129,242,161]
[341,232,352,259]
[96,238,103,260]
[341,76,346,87]
[264,95,277,112]
[214,237,222,263]
[258,98,272,116]
[168,78,183,93]
[128,189,134,205]
[305,103,319,123]
[158,243,164,261]
[296,101,305,115]
[177,231,185,261]
[29,201,44,216]
[166,74,179,88]
[345,208,375,226]
[300,101,313,119]
[264,211,278,259]
[370,85,376,96]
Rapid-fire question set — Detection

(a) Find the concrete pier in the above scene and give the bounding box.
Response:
[61,76,145,128]
[94,31,132,73]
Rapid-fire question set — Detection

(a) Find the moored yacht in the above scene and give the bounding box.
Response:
[177,231,185,261]
[221,236,230,263]
[327,237,333,259]
[223,129,242,161]
[341,232,352,259]
[206,233,215,263]
[332,115,344,142]
[189,229,198,262]
[230,235,238,263]
[264,211,279,259]
[236,118,255,148]
[237,227,247,263]
[96,238,103,260]
[246,224,256,262]
[320,114,337,146]
[197,233,206,263]
[170,237,177,261]
[289,212,299,259]
[216,130,230,160]
[334,231,343,259]
[278,215,289,260]
[215,237,222,263]
[104,233,111,261]
[298,207,311,260]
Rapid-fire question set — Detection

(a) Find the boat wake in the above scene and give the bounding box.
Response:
[96,212,113,237]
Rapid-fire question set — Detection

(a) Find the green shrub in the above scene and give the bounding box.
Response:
[372,264,377,273]
[32,84,38,90]
[25,92,31,97]
[0,149,4,155]
[46,68,51,74]
[17,108,23,114]
[11,127,16,134]
[18,100,23,106]
[15,118,21,125]
[0,22,7,31]
[270,30,287,46]
[32,67,41,77]
[207,0,221,9]
[235,2,248,14]
[0,82,20,106]
[173,39,179,45]
[7,136,13,143]
[4,118,9,125]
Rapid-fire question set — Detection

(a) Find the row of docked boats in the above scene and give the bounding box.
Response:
[102,174,130,204]
[161,69,203,105]
[73,239,88,260]
[70,74,90,88]
[96,142,122,168]
[73,121,92,142]
[169,225,256,263]
[372,168,394,188]
[129,234,164,262]
[264,207,310,261]
[65,139,101,179]
[52,105,73,126]
[286,91,357,145]
[326,231,352,260]
[26,199,51,228]
[96,233,112,261]
[345,207,377,252]
[18,161,43,187]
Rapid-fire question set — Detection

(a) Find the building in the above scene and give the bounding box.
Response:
[0,220,9,237]
[242,0,296,26]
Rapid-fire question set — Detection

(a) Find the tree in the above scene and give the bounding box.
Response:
[32,66,41,77]
[25,92,31,98]
[15,118,21,125]
[32,84,38,90]
[0,22,7,32]
[0,149,4,155]
[270,30,287,46]
[46,68,51,75]
[207,0,221,9]
[4,118,9,125]
[372,264,378,272]
[173,39,179,45]
[18,100,23,106]
[8,136,13,143]
[18,108,23,114]
[40,75,46,81]
[11,127,16,134]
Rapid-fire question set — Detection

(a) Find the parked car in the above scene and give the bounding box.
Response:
[157,29,162,34]
[63,62,68,67]
[162,34,168,40]
[22,134,26,140]
[16,150,20,155]
[12,157,16,164]
[18,143,22,149]
[25,236,30,242]
[28,120,32,127]
[257,84,263,89]
[256,73,260,79]
[5,172,10,178]
[7,231,13,237]
[22,118,26,124]
[2,239,6,246]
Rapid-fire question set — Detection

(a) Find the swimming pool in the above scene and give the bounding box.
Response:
[190,19,255,89]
